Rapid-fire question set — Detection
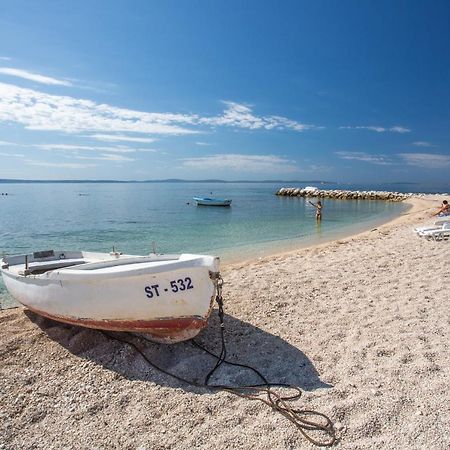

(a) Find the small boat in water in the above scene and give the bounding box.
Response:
[193,196,232,206]
[1,250,220,343]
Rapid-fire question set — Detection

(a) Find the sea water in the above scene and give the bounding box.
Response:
[0,181,419,308]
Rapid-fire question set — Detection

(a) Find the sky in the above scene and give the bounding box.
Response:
[0,0,449,183]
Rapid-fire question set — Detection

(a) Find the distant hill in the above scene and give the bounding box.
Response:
[0,178,335,184]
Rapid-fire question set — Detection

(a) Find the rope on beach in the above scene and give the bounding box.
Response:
[100,276,337,447]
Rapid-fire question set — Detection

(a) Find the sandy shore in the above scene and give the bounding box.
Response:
[1,195,449,449]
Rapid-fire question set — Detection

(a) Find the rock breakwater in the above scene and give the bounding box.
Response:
[276,187,413,201]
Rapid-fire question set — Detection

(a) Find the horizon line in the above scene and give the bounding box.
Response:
[0,178,336,184]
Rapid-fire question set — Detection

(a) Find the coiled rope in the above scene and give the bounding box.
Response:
[101,276,337,447]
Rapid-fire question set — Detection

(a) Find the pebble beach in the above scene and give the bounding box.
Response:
[0,194,449,450]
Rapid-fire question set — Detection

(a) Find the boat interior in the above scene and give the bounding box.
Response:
[1,250,181,276]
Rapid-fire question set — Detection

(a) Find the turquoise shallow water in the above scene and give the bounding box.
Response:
[0,182,411,308]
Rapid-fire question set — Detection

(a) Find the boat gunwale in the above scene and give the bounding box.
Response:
[1,252,220,281]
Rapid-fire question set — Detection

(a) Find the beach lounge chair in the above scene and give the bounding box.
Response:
[435,216,450,225]
[420,222,450,241]
[414,218,450,235]
[415,225,438,235]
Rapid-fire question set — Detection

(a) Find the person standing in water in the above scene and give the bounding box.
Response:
[308,200,323,221]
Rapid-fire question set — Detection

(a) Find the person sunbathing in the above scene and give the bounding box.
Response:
[434,200,449,216]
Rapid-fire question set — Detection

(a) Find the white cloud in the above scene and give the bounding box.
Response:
[34,143,157,156]
[339,126,385,132]
[25,159,97,169]
[34,144,138,153]
[335,151,392,165]
[200,101,315,131]
[412,141,435,148]
[389,126,410,133]
[336,150,450,169]
[88,134,156,143]
[0,83,318,140]
[264,115,317,131]
[340,125,411,133]
[200,102,264,129]
[196,141,212,146]
[181,153,298,173]
[0,57,11,61]
[0,67,73,86]
[399,153,450,169]
[0,140,18,146]
[0,82,199,135]
[73,153,135,162]
[0,151,25,158]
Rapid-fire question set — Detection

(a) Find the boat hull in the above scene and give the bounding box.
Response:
[1,252,220,343]
[24,304,207,343]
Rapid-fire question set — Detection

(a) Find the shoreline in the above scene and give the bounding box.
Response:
[222,194,441,268]
[0,194,449,449]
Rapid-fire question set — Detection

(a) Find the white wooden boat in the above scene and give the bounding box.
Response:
[1,250,220,343]
[193,196,232,206]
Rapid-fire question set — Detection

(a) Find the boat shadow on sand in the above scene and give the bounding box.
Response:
[25,309,332,394]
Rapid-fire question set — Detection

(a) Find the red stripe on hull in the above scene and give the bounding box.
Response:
[25,306,208,343]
